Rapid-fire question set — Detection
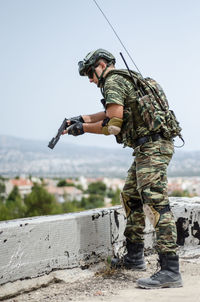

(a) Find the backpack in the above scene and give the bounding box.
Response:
[109,69,184,144]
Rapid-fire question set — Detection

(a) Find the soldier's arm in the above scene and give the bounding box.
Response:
[106,103,123,119]
[82,111,106,123]
[83,104,123,134]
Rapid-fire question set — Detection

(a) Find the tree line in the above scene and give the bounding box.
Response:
[0,176,194,222]
[0,178,121,222]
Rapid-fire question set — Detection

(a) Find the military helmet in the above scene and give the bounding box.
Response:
[78,49,116,76]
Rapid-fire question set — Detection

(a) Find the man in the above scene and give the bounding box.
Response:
[63,49,183,289]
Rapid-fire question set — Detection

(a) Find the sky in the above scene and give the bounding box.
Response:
[0,0,200,151]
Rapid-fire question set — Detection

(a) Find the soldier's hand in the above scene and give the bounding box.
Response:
[62,115,84,135]
[67,121,84,136]
[67,115,84,126]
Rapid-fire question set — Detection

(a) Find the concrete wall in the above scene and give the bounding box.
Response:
[0,197,200,285]
[171,197,200,246]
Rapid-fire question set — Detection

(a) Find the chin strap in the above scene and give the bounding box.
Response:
[96,62,113,87]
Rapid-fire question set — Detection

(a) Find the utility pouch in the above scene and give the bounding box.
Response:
[137,94,166,133]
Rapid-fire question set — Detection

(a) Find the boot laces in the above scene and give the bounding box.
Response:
[151,270,164,280]
[151,260,162,279]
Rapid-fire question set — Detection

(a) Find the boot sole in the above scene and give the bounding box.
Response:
[137,280,183,289]
[125,264,146,271]
[111,264,146,271]
[111,259,146,271]
[111,262,146,271]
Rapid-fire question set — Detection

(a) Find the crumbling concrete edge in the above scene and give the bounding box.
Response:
[0,262,105,300]
[0,205,154,294]
[1,197,200,299]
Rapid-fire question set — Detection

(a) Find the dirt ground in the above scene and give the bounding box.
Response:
[2,251,200,302]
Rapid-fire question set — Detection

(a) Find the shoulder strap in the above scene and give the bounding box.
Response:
[103,69,168,111]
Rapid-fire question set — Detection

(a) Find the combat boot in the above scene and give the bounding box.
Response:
[111,240,146,270]
[137,253,183,289]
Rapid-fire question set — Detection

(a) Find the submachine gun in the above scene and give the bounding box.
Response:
[48,118,68,149]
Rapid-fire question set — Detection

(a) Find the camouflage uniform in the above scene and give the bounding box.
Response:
[102,70,177,254]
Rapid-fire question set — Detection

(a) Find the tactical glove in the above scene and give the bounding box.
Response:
[68,115,84,125]
[67,122,84,136]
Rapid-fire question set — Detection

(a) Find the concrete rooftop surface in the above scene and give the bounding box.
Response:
[2,249,200,302]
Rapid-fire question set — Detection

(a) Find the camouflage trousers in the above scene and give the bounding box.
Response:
[122,139,177,254]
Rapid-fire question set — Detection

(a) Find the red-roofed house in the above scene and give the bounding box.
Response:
[46,185,83,203]
[5,178,33,198]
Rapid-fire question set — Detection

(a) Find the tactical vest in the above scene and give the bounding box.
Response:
[102,69,183,148]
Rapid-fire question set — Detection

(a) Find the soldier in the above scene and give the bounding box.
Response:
[63,49,183,289]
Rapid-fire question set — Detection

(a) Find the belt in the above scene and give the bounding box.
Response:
[133,133,166,148]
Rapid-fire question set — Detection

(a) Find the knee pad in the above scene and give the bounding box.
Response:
[143,204,160,228]
[143,204,171,228]
[120,192,143,218]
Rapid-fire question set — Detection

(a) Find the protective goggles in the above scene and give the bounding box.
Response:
[86,63,100,79]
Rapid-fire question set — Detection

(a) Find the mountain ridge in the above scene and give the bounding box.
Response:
[0,135,199,178]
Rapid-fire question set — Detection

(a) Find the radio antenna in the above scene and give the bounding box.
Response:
[92,0,143,76]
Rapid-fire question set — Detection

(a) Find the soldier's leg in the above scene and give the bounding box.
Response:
[135,140,177,254]
[135,140,182,288]
[122,160,145,244]
[111,159,146,270]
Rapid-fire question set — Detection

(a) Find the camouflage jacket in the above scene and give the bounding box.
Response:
[102,69,151,148]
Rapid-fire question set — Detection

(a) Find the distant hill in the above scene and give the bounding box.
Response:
[0,135,199,178]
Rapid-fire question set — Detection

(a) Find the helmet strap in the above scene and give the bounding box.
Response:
[97,62,112,87]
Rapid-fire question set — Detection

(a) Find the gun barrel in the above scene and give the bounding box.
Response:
[48,137,57,149]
